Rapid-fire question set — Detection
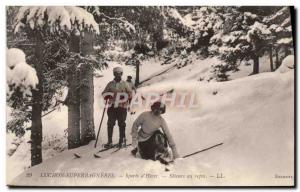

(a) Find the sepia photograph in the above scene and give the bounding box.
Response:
[6,5,295,187]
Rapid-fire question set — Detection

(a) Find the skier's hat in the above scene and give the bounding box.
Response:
[127,75,132,80]
[151,101,166,114]
[113,67,123,73]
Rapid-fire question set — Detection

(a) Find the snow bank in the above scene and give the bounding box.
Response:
[276,55,294,73]
[6,132,31,183]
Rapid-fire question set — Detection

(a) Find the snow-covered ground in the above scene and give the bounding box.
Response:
[7,55,294,186]
[139,57,177,83]
[140,54,274,87]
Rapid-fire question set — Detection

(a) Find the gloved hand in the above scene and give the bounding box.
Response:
[120,95,125,100]
[131,148,138,156]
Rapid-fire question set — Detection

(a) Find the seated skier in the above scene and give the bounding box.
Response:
[131,101,180,163]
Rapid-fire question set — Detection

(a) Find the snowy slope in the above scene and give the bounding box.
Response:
[140,55,274,87]
[139,57,177,83]
[9,60,294,186]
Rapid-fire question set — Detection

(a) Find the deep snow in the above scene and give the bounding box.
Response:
[7,55,294,186]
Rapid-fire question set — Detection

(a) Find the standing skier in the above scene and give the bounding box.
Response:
[126,75,136,113]
[126,76,136,93]
[102,67,132,148]
[131,101,180,162]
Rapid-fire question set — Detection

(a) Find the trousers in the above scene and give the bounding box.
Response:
[107,107,127,143]
[138,130,168,160]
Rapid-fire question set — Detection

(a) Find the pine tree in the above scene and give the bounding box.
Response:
[263,6,293,69]
[11,6,100,165]
[210,7,272,76]
[185,7,223,56]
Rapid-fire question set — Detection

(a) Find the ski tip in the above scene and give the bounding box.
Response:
[93,154,101,158]
[74,153,81,158]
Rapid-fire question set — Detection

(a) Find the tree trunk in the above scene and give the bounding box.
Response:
[153,13,164,53]
[67,32,81,149]
[81,31,94,56]
[80,30,95,145]
[69,32,80,53]
[135,59,140,87]
[275,48,280,69]
[269,45,274,72]
[253,55,259,75]
[67,65,81,149]
[79,63,95,145]
[31,37,44,166]
[31,86,43,166]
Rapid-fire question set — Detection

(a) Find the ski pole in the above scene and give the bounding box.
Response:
[182,142,223,158]
[94,99,108,148]
[166,142,223,164]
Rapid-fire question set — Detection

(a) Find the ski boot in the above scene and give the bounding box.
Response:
[103,142,113,149]
[118,138,126,148]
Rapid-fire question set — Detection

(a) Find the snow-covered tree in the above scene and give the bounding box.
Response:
[183,7,223,56]
[6,48,38,137]
[246,21,272,74]
[84,6,136,52]
[163,7,190,49]
[12,6,100,166]
[210,7,272,77]
[263,7,293,69]
[208,6,294,79]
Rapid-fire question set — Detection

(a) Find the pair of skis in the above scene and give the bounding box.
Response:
[74,142,223,160]
[73,143,132,159]
[94,143,132,158]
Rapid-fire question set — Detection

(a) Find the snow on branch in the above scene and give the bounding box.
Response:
[166,8,187,26]
[7,48,38,97]
[263,7,289,23]
[277,37,293,45]
[244,12,258,19]
[92,10,136,34]
[246,21,271,42]
[281,18,291,28]
[14,6,99,34]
